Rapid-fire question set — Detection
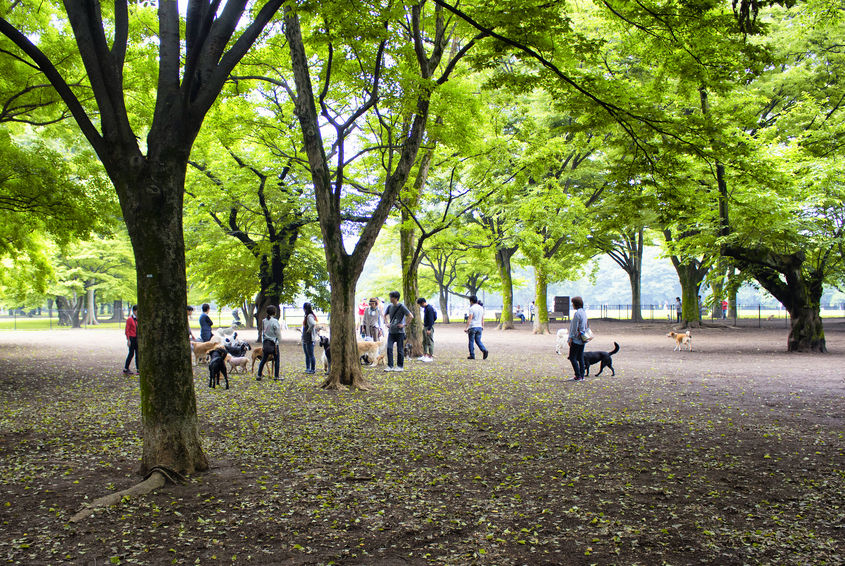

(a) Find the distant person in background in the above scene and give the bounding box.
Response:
[384,291,412,372]
[721,299,728,319]
[301,303,319,374]
[515,304,526,323]
[465,295,488,360]
[675,297,682,323]
[123,305,139,375]
[199,303,213,342]
[567,296,588,381]
[416,297,436,362]
[529,301,536,322]
[257,305,281,381]
[362,297,383,341]
[187,305,197,342]
[357,298,369,337]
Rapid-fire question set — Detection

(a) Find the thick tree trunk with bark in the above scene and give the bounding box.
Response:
[532,264,550,335]
[724,246,826,352]
[321,266,365,389]
[56,294,83,327]
[83,286,98,325]
[627,269,642,323]
[123,165,208,475]
[496,246,516,330]
[675,262,706,328]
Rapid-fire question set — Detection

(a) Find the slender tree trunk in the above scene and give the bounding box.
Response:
[496,246,516,330]
[533,264,550,335]
[438,287,450,324]
[401,212,423,358]
[124,166,208,476]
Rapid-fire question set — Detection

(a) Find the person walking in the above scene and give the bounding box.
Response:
[465,295,489,360]
[384,291,412,372]
[199,303,213,342]
[301,303,319,374]
[416,297,436,362]
[257,305,282,380]
[567,296,588,381]
[675,296,682,323]
[123,305,139,375]
[362,297,383,342]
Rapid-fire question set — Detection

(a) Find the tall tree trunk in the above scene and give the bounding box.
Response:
[673,261,707,328]
[83,286,99,325]
[496,246,516,330]
[532,264,550,335]
[628,268,642,323]
[438,287,450,324]
[321,261,364,389]
[124,166,208,476]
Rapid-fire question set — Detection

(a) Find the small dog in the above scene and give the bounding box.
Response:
[319,335,331,373]
[224,333,252,357]
[358,339,382,367]
[226,354,250,374]
[214,323,240,339]
[667,330,692,351]
[555,329,568,355]
[207,347,229,389]
[193,340,223,365]
[584,342,620,376]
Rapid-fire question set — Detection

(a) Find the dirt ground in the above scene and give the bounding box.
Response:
[0,320,843,565]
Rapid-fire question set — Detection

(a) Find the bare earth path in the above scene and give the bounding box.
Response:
[0,320,843,565]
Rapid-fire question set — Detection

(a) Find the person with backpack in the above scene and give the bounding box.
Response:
[416,297,437,362]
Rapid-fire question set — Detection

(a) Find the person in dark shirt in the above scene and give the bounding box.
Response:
[199,303,213,342]
[416,297,436,362]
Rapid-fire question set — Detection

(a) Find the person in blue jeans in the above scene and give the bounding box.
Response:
[301,302,318,374]
[465,295,488,360]
[568,296,588,381]
[383,290,412,372]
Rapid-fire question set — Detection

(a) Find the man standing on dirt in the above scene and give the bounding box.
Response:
[465,295,489,360]
[384,291,412,372]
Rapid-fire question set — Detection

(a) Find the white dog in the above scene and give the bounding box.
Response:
[226,354,250,374]
[555,328,568,355]
[214,323,240,339]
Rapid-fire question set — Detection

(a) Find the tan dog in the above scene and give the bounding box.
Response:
[193,341,225,365]
[250,345,276,375]
[358,339,383,367]
[226,354,250,374]
[667,330,692,351]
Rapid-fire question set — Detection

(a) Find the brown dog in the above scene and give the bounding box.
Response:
[667,330,692,351]
[358,339,383,367]
[250,345,276,375]
[193,341,225,365]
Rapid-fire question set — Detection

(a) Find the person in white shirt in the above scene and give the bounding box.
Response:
[464,295,488,360]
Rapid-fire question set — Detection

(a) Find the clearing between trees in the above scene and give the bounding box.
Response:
[0,321,842,565]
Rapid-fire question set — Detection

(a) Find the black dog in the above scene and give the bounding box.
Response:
[319,335,331,373]
[207,348,229,389]
[224,332,252,357]
[584,342,620,377]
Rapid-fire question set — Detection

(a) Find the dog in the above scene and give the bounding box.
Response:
[226,354,250,374]
[667,330,692,351]
[319,335,331,373]
[555,329,568,355]
[251,345,276,376]
[193,340,224,365]
[358,339,383,367]
[214,323,240,339]
[584,342,620,376]
[223,333,251,357]
[207,347,229,389]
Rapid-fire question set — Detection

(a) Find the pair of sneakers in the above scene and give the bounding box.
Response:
[122,368,137,375]
[416,356,433,362]
[384,366,404,372]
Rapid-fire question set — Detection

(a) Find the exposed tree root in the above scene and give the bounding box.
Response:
[69,467,185,523]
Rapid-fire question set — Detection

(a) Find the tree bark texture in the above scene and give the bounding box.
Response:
[496,246,516,330]
[724,246,826,352]
[532,264,550,335]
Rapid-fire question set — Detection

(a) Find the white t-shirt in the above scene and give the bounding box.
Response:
[468,304,484,328]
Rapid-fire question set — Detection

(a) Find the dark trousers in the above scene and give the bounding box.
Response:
[302,339,315,372]
[387,333,405,368]
[124,337,138,371]
[258,340,279,378]
[568,341,586,378]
